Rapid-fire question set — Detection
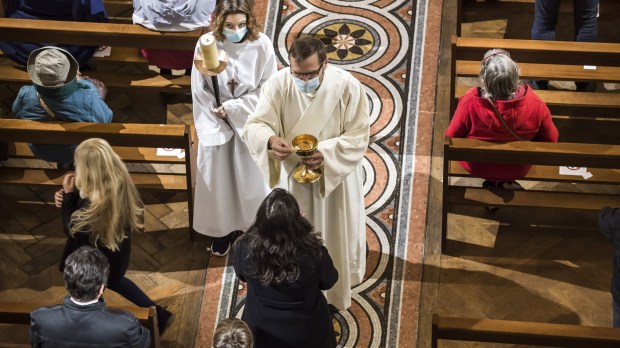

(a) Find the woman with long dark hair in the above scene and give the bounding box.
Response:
[233,188,338,348]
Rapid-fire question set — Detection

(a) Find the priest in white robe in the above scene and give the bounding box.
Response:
[243,36,370,310]
[191,0,277,255]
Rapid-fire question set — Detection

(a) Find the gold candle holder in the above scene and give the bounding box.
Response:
[291,134,322,183]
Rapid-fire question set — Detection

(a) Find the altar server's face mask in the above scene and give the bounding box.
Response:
[223,13,248,43]
[291,59,325,94]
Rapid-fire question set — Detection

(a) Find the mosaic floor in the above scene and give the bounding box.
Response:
[195,1,442,347]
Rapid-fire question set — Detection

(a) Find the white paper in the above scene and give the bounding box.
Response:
[157,148,185,159]
[92,46,111,57]
[583,65,597,70]
[559,166,592,180]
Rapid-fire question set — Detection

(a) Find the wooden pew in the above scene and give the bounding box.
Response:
[0,300,160,348]
[103,0,134,24]
[0,65,189,92]
[0,18,201,91]
[0,119,197,240]
[450,36,620,116]
[442,137,620,253]
[432,315,620,348]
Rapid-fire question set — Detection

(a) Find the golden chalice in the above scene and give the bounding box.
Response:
[292,134,322,183]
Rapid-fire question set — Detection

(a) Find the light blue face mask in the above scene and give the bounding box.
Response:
[222,27,248,43]
[294,75,321,94]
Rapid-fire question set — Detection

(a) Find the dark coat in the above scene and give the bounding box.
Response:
[233,238,338,348]
[60,191,131,285]
[599,207,620,301]
[29,296,150,347]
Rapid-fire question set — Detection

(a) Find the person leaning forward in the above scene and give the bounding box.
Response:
[10,46,112,169]
[242,35,370,311]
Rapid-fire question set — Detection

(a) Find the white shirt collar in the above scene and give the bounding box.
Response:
[70,297,100,306]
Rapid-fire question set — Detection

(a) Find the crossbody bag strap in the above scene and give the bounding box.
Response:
[478,88,526,141]
[37,93,56,119]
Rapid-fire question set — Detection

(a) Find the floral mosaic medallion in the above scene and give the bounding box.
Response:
[315,22,375,62]
[200,0,436,346]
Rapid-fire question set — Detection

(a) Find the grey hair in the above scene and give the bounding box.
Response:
[212,318,253,348]
[479,49,520,100]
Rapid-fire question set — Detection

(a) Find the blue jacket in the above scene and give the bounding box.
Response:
[0,0,108,67]
[599,207,620,301]
[12,79,113,163]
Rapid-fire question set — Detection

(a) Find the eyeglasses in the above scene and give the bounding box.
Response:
[291,64,324,80]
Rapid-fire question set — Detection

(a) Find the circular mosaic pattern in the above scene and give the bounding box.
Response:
[313,21,378,63]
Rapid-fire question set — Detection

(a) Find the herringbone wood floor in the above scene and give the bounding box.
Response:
[0,79,213,346]
[430,1,620,347]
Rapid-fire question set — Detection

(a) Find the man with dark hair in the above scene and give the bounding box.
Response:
[243,35,370,311]
[29,246,151,347]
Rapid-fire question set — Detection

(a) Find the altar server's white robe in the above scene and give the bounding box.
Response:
[243,65,370,310]
[191,33,277,237]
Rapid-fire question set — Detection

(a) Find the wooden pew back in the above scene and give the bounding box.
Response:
[441,137,620,253]
[450,36,620,116]
[432,315,620,348]
[0,300,160,348]
[0,119,197,239]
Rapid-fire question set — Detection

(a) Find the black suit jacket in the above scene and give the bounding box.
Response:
[30,296,150,348]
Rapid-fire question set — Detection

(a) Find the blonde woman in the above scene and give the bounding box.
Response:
[54,138,172,333]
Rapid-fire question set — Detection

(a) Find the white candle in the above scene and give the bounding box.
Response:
[199,33,218,69]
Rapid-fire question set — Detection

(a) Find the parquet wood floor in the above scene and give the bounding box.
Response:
[425,1,620,347]
[0,76,212,347]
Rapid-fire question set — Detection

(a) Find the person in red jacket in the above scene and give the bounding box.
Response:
[445,48,559,188]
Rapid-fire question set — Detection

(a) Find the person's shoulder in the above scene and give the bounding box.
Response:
[256,33,274,45]
[264,68,290,89]
[523,86,547,105]
[16,84,36,97]
[103,307,143,325]
[31,303,64,318]
[455,87,479,106]
[252,33,276,55]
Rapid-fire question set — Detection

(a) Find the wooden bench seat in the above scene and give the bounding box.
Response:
[0,168,187,190]
[449,160,620,184]
[103,0,134,24]
[8,142,185,165]
[450,36,620,115]
[0,18,199,92]
[442,137,620,252]
[455,85,620,110]
[0,66,190,92]
[0,300,160,348]
[432,315,620,348]
[456,60,620,83]
[0,118,197,239]
[0,18,199,51]
[1,47,148,64]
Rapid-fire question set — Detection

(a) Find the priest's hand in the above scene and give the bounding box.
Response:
[212,106,228,119]
[269,136,293,160]
[301,151,324,170]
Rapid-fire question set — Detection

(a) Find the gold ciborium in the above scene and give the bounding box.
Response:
[291,134,322,183]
